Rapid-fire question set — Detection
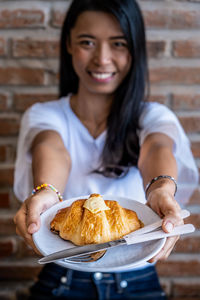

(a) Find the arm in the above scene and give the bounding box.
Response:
[138,132,177,198]
[138,132,183,262]
[14,130,71,253]
[31,130,71,191]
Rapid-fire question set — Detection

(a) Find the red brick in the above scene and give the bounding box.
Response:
[46,70,59,85]
[0,214,16,235]
[148,94,169,105]
[150,67,200,85]
[173,40,200,58]
[173,280,200,296]
[147,40,166,58]
[51,10,66,27]
[6,145,16,163]
[0,94,8,110]
[0,263,42,280]
[0,37,6,56]
[18,239,38,258]
[144,10,170,28]
[178,115,200,134]
[0,144,16,163]
[0,192,10,208]
[0,146,6,162]
[13,93,58,112]
[144,9,200,29]
[0,116,20,136]
[173,236,200,253]
[0,281,33,299]
[0,291,16,300]
[156,260,200,276]
[191,141,200,158]
[16,288,31,300]
[0,67,45,85]
[160,279,171,297]
[0,238,16,258]
[0,9,45,28]
[172,94,200,111]
[184,214,200,228]
[12,38,59,58]
[0,167,14,187]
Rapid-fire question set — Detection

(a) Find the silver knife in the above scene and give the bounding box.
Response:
[38,210,193,264]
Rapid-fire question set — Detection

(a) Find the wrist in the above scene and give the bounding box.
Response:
[32,183,63,202]
[31,187,60,204]
[145,175,177,199]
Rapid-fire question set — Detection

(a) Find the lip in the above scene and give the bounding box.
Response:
[88,71,116,83]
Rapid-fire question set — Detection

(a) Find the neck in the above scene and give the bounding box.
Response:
[70,90,113,139]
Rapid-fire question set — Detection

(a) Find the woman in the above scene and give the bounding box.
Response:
[13,0,198,299]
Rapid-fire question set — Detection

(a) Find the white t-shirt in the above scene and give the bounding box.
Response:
[14,95,198,204]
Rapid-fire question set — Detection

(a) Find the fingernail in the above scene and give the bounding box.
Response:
[28,223,37,233]
[165,222,173,232]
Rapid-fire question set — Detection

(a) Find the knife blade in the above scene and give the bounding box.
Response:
[38,222,195,264]
[39,239,126,264]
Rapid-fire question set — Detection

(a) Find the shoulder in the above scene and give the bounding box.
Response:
[27,97,67,116]
[139,102,177,126]
[22,97,69,128]
[138,101,183,146]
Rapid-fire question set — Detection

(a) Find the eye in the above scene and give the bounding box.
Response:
[113,41,128,48]
[80,40,95,48]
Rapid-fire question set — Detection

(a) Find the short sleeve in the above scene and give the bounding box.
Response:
[138,102,199,204]
[13,100,67,202]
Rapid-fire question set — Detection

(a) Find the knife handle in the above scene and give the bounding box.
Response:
[124,209,190,240]
[124,223,195,245]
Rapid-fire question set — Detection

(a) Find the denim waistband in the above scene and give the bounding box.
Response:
[35,263,166,300]
[44,263,156,283]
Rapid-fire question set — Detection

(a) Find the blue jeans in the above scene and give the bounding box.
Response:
[29,263,167,300]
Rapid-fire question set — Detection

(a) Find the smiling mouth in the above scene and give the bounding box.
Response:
[88,71,116,81]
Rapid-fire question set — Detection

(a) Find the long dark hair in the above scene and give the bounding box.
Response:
[59,0,149,177]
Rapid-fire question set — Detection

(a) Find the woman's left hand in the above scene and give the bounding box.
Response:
[146,188,183,262]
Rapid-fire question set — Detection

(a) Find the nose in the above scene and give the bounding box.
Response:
[93,43,111,65]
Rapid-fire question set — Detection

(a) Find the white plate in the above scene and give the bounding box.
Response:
[33,195,166,272]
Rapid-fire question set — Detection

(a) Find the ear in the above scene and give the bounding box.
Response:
[66,38,72,55]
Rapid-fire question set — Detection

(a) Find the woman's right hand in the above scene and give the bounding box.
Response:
[13,189,58,255]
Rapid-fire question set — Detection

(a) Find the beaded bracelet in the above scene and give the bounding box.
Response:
[32,183,63,202]
[145,175,177,199]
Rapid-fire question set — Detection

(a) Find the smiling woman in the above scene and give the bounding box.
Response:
[66,10,132,139]
[67,11,132,95]
[13,0,198,300]
[59,0,148,174]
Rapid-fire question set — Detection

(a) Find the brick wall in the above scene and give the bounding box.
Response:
[0,0,200,299]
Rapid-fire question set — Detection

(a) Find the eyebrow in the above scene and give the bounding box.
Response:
[77,34,126,40]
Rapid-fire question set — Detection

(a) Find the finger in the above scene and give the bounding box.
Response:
[15,214,42,255]
[149,236,178,262]
[26,199,42,234]
[14,204,27,237]
[146,202,163,218]
[148,236,179,262]
[157,236,179,261]
[15,205,33,243]
[162,238,179,260]
[16,227,22,237]
[14,203,38,250]
[162,211,183,233]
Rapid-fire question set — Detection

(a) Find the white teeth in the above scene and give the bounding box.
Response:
[91,72,113,79]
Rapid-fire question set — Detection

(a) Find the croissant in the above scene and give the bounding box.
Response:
[50,194,142,246]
